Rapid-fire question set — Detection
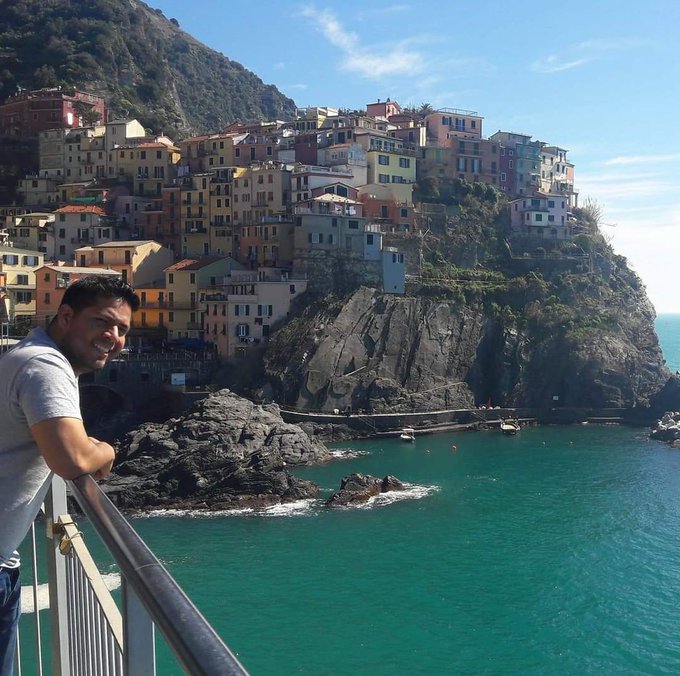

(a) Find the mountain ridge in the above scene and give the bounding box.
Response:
[0,0,297,136]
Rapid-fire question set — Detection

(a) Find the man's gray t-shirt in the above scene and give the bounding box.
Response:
[0,327,81,567]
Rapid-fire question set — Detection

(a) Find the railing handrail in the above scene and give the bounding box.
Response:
[68,474,248,676]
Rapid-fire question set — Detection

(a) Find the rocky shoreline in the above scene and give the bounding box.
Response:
[104,389,328,512]
[102,381,680,513]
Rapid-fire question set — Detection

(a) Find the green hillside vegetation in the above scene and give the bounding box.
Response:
[412,176,642,344]
[0,0,297,135]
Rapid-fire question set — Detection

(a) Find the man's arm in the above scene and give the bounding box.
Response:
[31,417,115,480]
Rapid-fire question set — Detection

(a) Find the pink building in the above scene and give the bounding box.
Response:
[366,99,402,119]
[0,87,106,137]
[425,109,483,145]
[509,194,570,240]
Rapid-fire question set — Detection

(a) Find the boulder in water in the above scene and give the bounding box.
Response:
[325,473,405,507]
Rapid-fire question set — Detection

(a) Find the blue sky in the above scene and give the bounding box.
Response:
[150,0,680,313]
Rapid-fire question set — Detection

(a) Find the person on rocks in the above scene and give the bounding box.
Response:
[0,276,139,675]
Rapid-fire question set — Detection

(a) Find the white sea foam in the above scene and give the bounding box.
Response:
[258,499,316,517]
[21,573,121,614]
[138,499,317,519]
[328,449,370,460]
[352,483,440,510]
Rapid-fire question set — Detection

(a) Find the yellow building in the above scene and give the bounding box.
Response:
[179,173,212,257]
[165,256,244,339]
[73,240,173,286]
[112,141,180,196]
[181,133,239,173]
[208,168,236,257]
[0,246,44,320]
[134,285,169,333]
[365,149,416,204]
[6,212,54,257]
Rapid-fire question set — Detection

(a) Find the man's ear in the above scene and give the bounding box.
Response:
[56,304,74,328]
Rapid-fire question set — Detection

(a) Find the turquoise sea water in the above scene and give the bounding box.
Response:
[19,314,680,674]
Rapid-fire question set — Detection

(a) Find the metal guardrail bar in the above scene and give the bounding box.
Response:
[68,474,248,676]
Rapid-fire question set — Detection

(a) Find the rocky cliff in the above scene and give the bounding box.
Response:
[262,193,670,416]
[104,389,328,511]
[264,285,667,414]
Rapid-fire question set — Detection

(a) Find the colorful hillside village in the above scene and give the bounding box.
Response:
[0,88,577,359]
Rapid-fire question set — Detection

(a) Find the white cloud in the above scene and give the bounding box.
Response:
[603,153,680,166]
[285,83,309,91]
[299,5,426,79]
[531,56,592,73]
[273,62,285,70]
[531,38,639,74]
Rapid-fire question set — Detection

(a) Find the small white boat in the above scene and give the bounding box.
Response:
[399,428,416,442]
[500,420,520,436]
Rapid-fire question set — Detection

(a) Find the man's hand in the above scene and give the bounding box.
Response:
[88,437,116,479]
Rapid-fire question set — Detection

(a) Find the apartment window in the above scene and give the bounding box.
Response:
[308,232,323,244]
[257,304,273,317]
[23,256,39,266]
[190,273,196,284]
[548,200,555,208]
[378,174,389,184]
[399,158,410,168]
[236,324,249,337]
[509,160,514,169]
[535,214,543,222]
[548,215,555,222]
[169,312,174,322]
[16,274,29,285]
[44,292,50,304]
[367,234,374,245]
[2,254,18,265]
[16,291,32,303]
[500,172,507,181]
[235,304,250,316]
[378,155,390,165]
[348,220,359,229]
[169,273,174,284]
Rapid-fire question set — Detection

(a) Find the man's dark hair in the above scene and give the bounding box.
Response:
[61,276,140,313]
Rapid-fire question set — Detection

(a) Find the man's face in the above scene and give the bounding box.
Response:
[57,297,132,376]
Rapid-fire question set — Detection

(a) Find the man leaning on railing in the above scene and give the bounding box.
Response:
[0,276,139,676]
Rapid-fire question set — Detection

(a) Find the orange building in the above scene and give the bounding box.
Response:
[34,264,121,327]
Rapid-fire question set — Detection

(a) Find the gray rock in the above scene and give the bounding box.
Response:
[104,389,329,511]
[325,473,406,507]
[265,284,669,413]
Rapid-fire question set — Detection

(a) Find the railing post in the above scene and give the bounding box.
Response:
[44,476,71,676]
[122,578,156,676]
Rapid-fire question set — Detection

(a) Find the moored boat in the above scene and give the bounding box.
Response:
[500,420,520,435]
[400,428,416,442]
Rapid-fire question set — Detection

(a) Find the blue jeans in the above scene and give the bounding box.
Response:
[0,567,20,676]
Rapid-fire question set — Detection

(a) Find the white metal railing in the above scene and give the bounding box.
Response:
[15,476,247,675]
